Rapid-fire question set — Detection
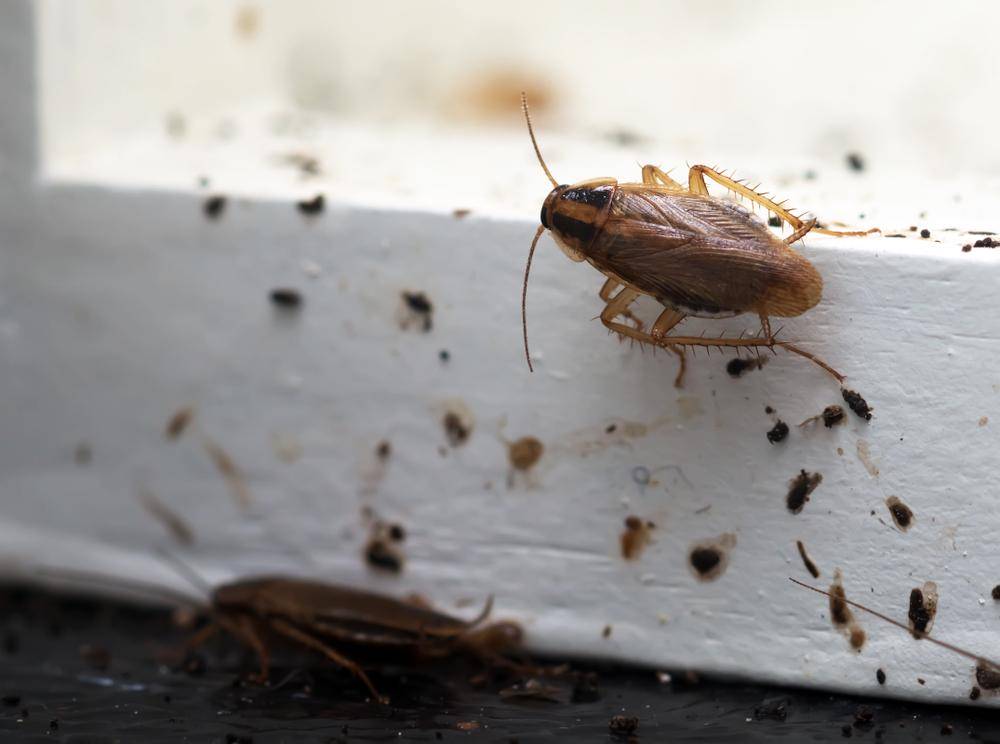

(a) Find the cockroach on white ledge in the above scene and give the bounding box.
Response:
[520,93,879,387]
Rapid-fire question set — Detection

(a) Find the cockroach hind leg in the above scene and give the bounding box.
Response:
[268,617,388,704]
[640,165,684,191]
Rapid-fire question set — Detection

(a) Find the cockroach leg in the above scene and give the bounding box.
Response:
[267,617,388,704]
[641,164,684,191]
[758,312,775,346]
[599,277,643,330]
[688,165,878,238]
[217,613,271,683]
[185,621,220,651]
[651,308,688,387]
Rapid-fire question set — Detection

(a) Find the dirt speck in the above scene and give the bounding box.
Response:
[234,5,260,39]
[203,195,226,219]
[726,357,766,377]
[296,194,325,215]
[846,153,865,172]
[786,470,822,514]
[688,533,736,582]
[829,570,866,650]
[452,208,471,219]
[138,489,195,546]
[856,440,879,477]
[620,516,654,561]
[876,668,886,685]
[801,405,846,428]
[442,408,472,446]
[74,442,92,465]
[364,521,404,573]
[796,540,820,578]
[841,389,873,421]
[165,406,195,440]
[375,440,391,461]
[767,421,789,444]
[976,666,1000,690]
[992,585,1000,601]
[508,437,544,470]
[979,416,989,427]
[907,582,938,638]
[269,288,303,310]
[602,624,612,638]
[608,715,638,736]
[885,496,913,531]
[400,291,434,332]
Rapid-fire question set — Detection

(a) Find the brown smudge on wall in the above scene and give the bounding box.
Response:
[829,570,866,651]
[885,496,914,531]
[508,437,544,470]
[364,520,406,574]
[907,581,938,638]
[400,291,434,332]
[138,489,195,546]
[856,440,879,477]
[202,438,251,508]
[795,540,820,578]
[165,406,195,440]
[688,533,736,582]
[620,516,654,561]
[977,666,1000,690]
[441,400,474,447]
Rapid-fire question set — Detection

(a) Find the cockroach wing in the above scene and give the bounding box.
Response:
[587,189,822,318]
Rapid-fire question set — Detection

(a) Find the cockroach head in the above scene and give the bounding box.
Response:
[540,185,568,229]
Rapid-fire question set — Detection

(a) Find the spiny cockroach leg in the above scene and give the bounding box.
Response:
[641,165,684,191]
[687,165,878,239]
[268,617,387,704]
[651,308,687,386]
[599,277,643,331]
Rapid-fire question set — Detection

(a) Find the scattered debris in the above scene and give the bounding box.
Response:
[202,438,251,508]
[786,470,822,514]
[846,153,865,172]
[767,421,790,444]
[920,228,931,238]
[452,208,471,219]
[841,389,873,421]
[908,582,938,638]
[203,195,226,219]
[876,668,886,685]
[609,715,639,736]
[974,236,997,248]
[857,440,879,477]
[499,678,561,702]
[620,516,654,561]
[296,194,325,215]
[753,699,788,722]
[885,496,913,531]
[400,291,434,332]
[688,533,736,582]
[508,436,544,470]
[800,405,845,428]
[165,406,195,440]
[138,489,195,546]
[727,356,766,377]
[269,288,303,310]
[829,571,866,650]
[364,520,406,574]
[442,404,473,446]
[796,540,820,578]
[992,585,1000,601]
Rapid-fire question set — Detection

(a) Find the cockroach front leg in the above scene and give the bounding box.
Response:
[687,165,879,240]
[599,277,643,332]
[600,287,687,387]
[217,613,272,683]
[267,617,388,704]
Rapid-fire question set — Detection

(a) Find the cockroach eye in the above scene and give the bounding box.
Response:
[540,203,550,229]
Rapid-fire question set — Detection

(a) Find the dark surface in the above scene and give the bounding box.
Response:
[2,585,999,743]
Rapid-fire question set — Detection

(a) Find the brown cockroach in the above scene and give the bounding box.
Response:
[42,563,520,705]
[180,575,520,704]
[790,578,1000,675]
[520,94,878,387]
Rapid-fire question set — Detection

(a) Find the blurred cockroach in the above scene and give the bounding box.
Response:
[42,563,521,705]
[520,94,879,387]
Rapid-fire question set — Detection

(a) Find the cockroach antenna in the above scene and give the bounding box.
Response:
[522,225,545,372]
[789,578,1000,673]
[156,547,214,598]
[521,92,558,188]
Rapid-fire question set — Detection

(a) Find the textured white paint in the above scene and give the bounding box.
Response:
[3,0,1000,708]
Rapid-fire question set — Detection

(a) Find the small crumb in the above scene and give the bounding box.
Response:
[992,585,1000,600]
[786,470,822,514]
[165,406,195,440]
[442,410,471,446]
[401,291,434,332]
[269,288,303,310]
[885,496,913,531]
[979,416,989,427]
[920,228,931,238]
[509,436,544,471]
[609,715,638,736]
[439,349,450,363]
[822,406,846,428]
[727,356,765,377]
[846,153,865,171]
[876,668,886,685]
[962,244,972,252]
[796,540,820,578]
[452,208,471,219]
[203,195,226,219]
[375,440,391,460]
[602,624,612,638]
[841,389,873,421]
[296,194,325,215]
[767,420,789,444]
[917,677,925,685]
[764,405,774,415]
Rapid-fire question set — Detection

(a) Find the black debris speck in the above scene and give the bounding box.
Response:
[609,715,639,736]
[269,288,303,310]
[992,585,1000,601]
[296,194,325,215]
[841,389,873,421]
[846,153,865,172]
[767,421,789,444]
[203,195,226,219]
[920,228,931,239]
[753,699,788,722]
[876,668,886,685]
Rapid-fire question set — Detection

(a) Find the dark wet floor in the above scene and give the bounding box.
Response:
[2,585,999,743]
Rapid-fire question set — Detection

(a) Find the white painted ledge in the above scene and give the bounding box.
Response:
[2,0,1000,708]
